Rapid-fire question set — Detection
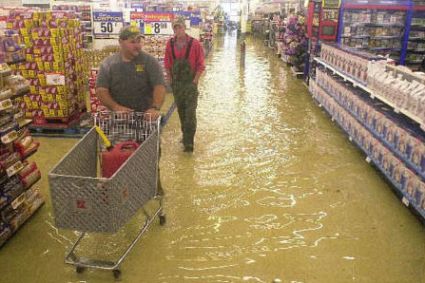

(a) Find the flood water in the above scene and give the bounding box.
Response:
[0,34,423,283]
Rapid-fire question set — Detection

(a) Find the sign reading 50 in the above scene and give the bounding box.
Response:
[93,11,124,39]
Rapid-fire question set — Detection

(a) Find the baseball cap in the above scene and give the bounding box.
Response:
[119,25,143,40]
[172,16,186,28]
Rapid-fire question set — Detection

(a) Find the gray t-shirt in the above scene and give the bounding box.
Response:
[96,51,165,112]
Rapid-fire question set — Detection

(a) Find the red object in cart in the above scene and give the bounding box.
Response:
[101,141,140,178]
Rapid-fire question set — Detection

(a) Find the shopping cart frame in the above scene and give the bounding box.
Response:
[48,112,165,279]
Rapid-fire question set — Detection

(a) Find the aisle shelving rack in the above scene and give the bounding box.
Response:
[309,47,425,222]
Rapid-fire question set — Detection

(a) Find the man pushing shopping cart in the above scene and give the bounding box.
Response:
[48,25,168,279]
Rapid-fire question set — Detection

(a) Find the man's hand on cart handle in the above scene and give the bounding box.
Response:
[112,104,133,112]
[145,107,161,121]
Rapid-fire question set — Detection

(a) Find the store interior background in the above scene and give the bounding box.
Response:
[0,0,423,282]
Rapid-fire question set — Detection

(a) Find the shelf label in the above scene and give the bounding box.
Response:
[93,12,123,39]
[1,130,18,144]
[6,161,24,177]
[365,156,371,163]
[0,99,12,111]
[46,73,65,86]
[11,193,26,210]
[402,197,409,207]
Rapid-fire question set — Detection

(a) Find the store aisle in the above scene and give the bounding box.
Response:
[0,35,423,283]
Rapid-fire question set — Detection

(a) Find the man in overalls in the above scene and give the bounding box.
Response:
[164,17,205,152]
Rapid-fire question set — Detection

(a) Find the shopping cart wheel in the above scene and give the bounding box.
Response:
[113,269,121,279]
[159,214,166,226]
[76,266,86,273]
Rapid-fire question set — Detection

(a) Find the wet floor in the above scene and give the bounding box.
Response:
[0,34,424,283]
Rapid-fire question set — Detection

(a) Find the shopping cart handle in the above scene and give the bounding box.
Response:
[95,126,112,150]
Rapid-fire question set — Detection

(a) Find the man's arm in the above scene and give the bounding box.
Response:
[192,40,205,85]
[96,87,133,112]
[145,84,166,120]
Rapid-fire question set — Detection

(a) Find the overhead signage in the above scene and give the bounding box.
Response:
[130,12,174,22]
[93,11,124,39]
[175,11,202,26]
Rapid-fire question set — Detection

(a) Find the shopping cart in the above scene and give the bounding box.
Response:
[48,111,166,279]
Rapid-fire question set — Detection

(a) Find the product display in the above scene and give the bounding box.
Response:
[282,15,308,71]
[5,10,85,124]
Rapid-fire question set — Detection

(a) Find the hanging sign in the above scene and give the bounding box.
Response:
[322,0,341,8]
[175,11,202,26]
[130,12,174,35]
[93,11,124,39]
[130,12,173,22]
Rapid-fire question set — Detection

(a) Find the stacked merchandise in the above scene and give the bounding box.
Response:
[282,15,308,73]
[340,9,405,62]
[5,10,85,126]
[51,4,93,48]
[0,58,43,247]
[311,43,425,220]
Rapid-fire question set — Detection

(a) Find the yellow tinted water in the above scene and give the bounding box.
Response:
[0,35,423,283]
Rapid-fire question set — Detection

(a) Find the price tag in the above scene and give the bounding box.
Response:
[1,130,18,144]
[46,73,65,86]
[0,99,13,111]
[11,193,26,210]
[402,197,409,207]
[144,22,173,35]
[6,161,24,177]
[94,21,123,37]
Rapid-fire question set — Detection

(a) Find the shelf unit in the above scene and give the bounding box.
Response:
[337,0,409,63]
[311,43,425,221]
[0,61,43,248]
[406,4,425,69]
[336,0,425,67]
[310,79,425,220]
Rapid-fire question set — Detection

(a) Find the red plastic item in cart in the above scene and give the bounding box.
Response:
[101,141,140,178]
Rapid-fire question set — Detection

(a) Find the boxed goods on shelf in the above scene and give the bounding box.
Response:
[368,61,425,125]
[320,43,384,85]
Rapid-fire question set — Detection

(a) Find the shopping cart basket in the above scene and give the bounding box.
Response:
[48,111,165,279]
